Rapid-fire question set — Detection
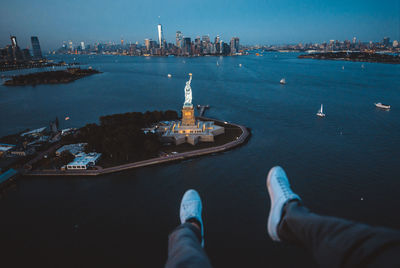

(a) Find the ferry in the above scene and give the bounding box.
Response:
[374,103,390,109]
[280,78,286,84]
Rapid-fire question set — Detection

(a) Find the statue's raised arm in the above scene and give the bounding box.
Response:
[184,73,193,106]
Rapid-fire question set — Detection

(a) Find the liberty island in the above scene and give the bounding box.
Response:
[1,72,249,176]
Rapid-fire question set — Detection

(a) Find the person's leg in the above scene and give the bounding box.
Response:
[266,166,400,268]
[165,189,213,268]
[279,201,400,268]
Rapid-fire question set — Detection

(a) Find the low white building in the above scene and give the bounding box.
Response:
[66,152,101,170]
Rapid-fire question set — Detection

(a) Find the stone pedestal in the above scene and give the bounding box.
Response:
[181,106,195,126]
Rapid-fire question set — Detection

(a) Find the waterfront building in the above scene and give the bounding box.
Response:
[182,37,192,55]
[144,39,151,50]
[222,42,230,55]
[161,74,224,145]
[31,36,43,59]
[66,152,101,170]
[230,37,240,54]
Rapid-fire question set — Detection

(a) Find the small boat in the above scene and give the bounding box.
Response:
[65,116,70,120]
[316,104,325,117]
[342,66,344,70]
[361,64,365,69]
[280,78,286,84]
[239,63,242,67]
[167,74,172,78]
[374,102,390,109]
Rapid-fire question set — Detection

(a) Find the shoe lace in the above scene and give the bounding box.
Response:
[277,177,291,198]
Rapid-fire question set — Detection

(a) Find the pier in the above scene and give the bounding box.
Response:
[197,104,210,116]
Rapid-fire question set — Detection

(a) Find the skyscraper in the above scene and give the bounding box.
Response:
[157,24,164,48]
[10,35,22,61]
[176,31,183,47]
[144,39,151,50]
[182,37,191,55]
[383,37,390,47]
[31,36,43,59]
[230,37,240,54]
[10,36,18,48]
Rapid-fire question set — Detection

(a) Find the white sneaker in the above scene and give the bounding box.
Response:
[267,166,301,241]
[180,189,204,247]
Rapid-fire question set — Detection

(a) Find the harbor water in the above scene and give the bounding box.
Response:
[0,53,399,267]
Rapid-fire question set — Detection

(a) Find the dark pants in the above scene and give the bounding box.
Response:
[165,203,400,268]
[165,223,213,268]
[279,201,400,268]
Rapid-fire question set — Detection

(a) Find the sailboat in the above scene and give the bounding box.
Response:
[280,78,286,84]
[316,104,325,117]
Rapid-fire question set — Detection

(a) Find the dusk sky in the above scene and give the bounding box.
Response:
[1,0,399,50]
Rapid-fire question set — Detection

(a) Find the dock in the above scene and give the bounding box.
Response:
[197,104,210,116]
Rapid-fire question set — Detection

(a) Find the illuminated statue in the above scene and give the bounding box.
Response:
[184,73,193,107]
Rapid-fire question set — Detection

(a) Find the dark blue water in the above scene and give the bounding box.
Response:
[0,54,399,267]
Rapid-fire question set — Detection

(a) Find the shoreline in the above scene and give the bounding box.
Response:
[3,68,101,86]
[298,52,400,64]
[23,118,250,177]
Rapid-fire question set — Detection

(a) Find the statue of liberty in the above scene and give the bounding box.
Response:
[184,73,193,107]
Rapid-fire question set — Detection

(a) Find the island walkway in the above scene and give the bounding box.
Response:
[25,118,250,177]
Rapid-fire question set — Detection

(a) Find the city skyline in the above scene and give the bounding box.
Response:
[1,0,399,50]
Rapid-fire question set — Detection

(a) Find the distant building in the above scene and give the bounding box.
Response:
[214,35,220,44]
[144,39,151,50]
[31,36,43,59]
[230,37,240,54]
[10,36,18,48]
[182,37,191,55]
[10,35,22,61]
[157,24,164,49]
[222,42,230,55]
[80,41,85,51]
[22,48,32,61]
[383,37,390,48]
[66,152,101,170]
[176,31,183,47]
